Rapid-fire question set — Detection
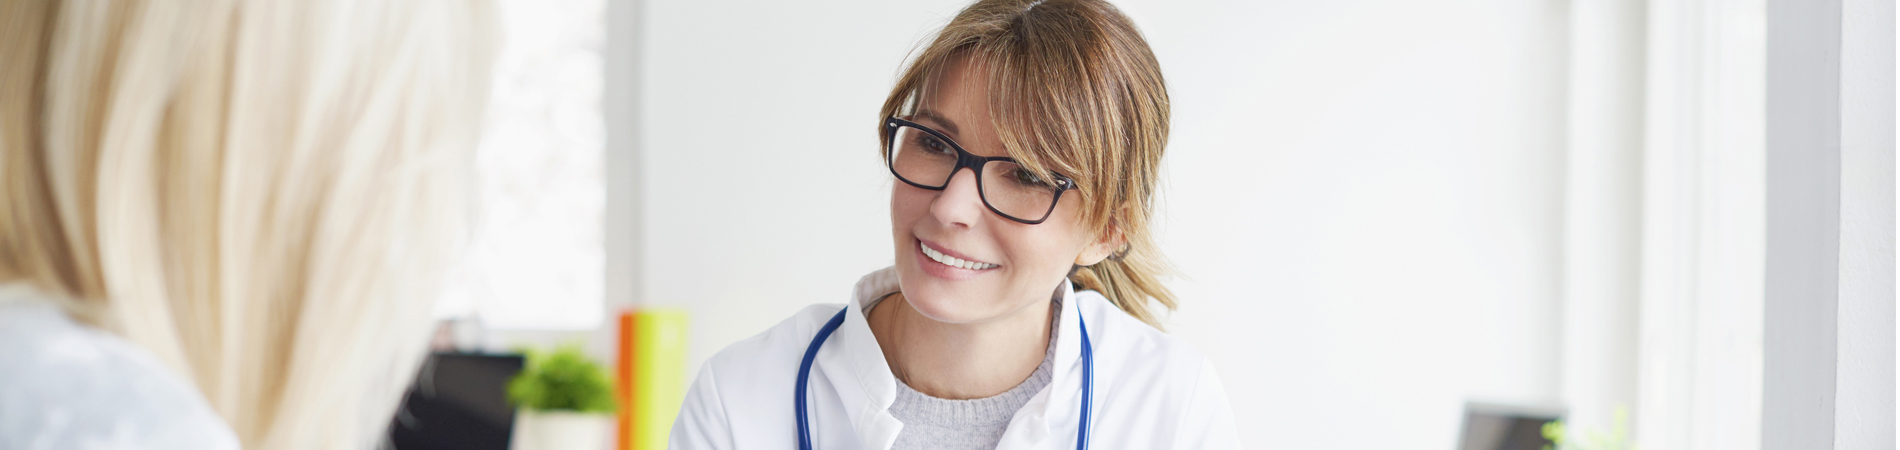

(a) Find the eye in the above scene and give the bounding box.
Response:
[1011,167,1050,187]
[918,134,954,155]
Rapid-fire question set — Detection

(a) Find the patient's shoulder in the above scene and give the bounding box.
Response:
[0,299,240,450]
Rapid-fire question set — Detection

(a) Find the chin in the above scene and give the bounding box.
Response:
[894,263,996,324]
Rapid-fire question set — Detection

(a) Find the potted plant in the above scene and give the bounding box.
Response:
[508,344,618,450]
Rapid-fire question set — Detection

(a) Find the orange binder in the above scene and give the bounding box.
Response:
[617,308,688,450]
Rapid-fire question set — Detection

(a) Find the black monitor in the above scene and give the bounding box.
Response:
[386,353,525,450]
[1456,402,1563,450]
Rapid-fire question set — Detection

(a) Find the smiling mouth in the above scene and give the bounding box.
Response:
[919,241,999,270]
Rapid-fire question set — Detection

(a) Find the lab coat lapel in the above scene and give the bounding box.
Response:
[995,281,1087,450]
[813,268,904,450]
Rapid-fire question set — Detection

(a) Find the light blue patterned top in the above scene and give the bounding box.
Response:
[0,284,240,450]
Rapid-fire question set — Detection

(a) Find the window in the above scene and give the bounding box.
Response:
[434,0,606,330]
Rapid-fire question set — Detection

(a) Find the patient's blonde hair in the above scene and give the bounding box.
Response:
[0,0,494,448]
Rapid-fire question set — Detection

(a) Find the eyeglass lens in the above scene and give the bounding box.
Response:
[888,123,1062,222]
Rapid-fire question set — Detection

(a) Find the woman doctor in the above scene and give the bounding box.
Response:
[669,0,1239,448]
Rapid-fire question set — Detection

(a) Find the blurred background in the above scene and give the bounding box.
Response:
[412,0,1894,449]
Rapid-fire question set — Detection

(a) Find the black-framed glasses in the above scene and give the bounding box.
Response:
[883,116,1077,224]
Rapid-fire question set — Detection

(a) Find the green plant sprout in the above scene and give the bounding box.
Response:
[1541,407,1636,450]
[506,344,619,414]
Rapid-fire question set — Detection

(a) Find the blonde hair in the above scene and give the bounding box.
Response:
[879,0,1177,328]
[0,0,494,448]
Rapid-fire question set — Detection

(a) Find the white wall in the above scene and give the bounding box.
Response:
[634,1,1569,448]
[1763,0,1896,448]
[1127,1,1568,447]
[1835,0,1894,447]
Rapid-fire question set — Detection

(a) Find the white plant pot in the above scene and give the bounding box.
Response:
[511,410,613,450]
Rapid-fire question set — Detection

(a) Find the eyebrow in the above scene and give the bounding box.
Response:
[911,108,961,138]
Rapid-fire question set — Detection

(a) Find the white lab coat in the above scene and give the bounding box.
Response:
[669,267,1241,450]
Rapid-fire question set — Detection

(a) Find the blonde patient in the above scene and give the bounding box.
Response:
[0,1,493,449]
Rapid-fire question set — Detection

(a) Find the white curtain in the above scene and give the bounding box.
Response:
[1560,0,1767,449]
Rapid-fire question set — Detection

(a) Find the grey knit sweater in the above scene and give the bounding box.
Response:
[880,299,1059,450]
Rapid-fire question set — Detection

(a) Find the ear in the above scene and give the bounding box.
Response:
[1074,220,1127,267]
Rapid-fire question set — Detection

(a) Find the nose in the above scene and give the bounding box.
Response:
[928,167,987,228]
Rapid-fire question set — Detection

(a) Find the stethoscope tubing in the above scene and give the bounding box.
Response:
[1076,307,1094,450]
[795,302,1094,450]
[795,308,849,450]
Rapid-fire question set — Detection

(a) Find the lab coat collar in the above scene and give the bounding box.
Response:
[823,267,1088,450]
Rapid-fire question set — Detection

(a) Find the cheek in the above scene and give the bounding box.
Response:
[890,185,929,228]
[996,225,1083,279]
[997,205,1094,272]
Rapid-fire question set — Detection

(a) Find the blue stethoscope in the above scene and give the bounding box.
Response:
[795,297,1095,450]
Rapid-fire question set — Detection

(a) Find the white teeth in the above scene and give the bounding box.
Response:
[920,242,997,270]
